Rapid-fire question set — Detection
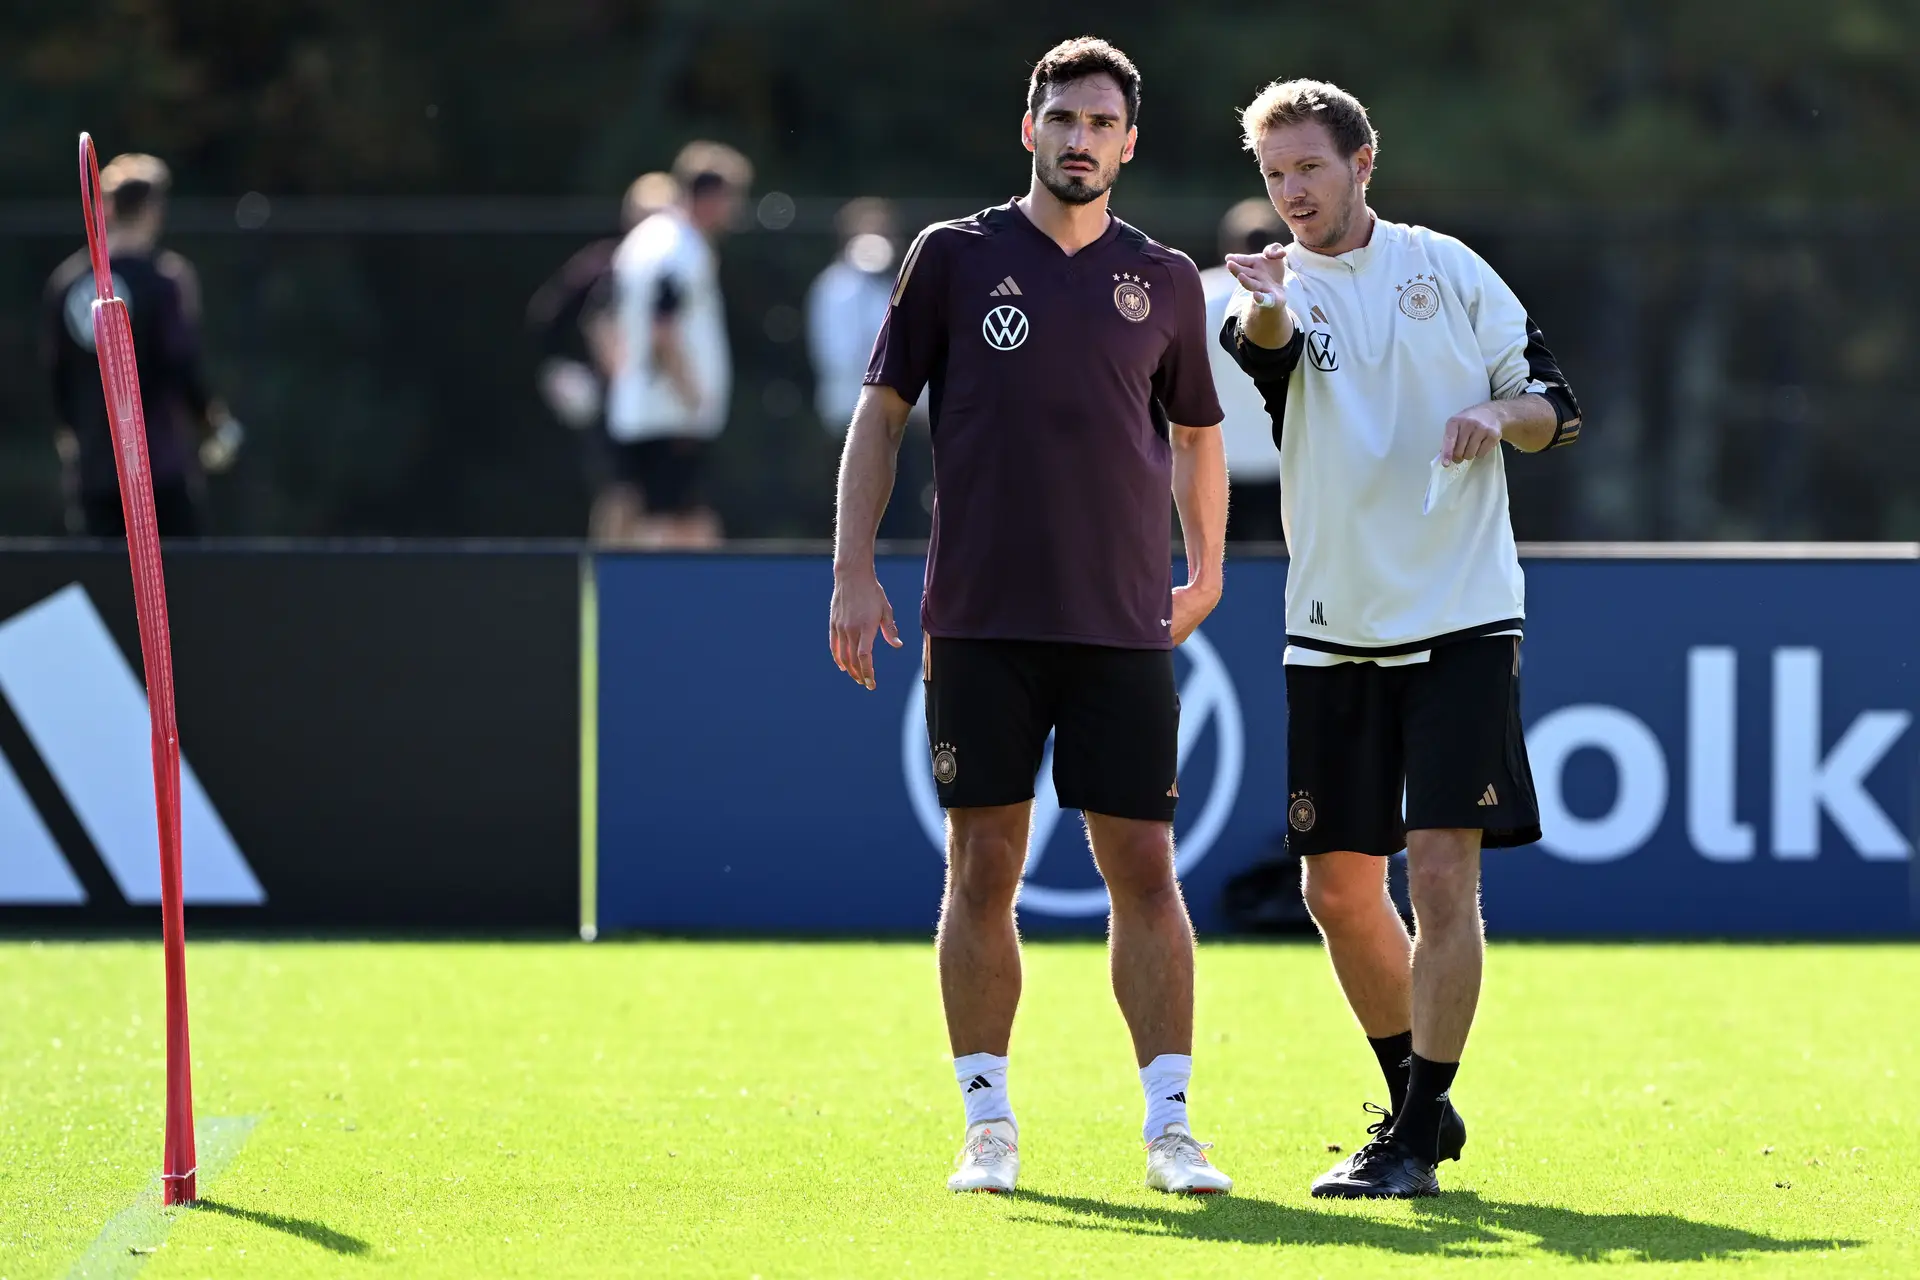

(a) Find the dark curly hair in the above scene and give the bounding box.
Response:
[1028,37,1141,130]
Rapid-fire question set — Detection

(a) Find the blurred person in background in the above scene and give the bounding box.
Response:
[1203,199,1289,543]
[605,141,751,548]
[42,153,242,538]
[807,198,932,540]
[526,171,679,542]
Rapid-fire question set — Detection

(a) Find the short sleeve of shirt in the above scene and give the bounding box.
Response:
[864,227,949,403]
[1151,256,1223,427]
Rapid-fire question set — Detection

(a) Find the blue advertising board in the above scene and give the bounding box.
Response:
[595,552,1918,938]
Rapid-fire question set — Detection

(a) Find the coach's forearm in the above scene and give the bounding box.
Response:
[833,385,912,570]
[1478,393,1559,453]
[1172,425,1227,592]
[1234,294,1297,350]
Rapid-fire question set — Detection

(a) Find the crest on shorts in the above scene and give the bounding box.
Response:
[1112,273,1151,323]
[932,743,959,786]
[1396,274,1441,320]
[1288,792,1318,833]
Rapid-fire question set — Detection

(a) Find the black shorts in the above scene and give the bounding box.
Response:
[923,637,1180,823]
[614,437,709,514]
[1284,636,1540,857]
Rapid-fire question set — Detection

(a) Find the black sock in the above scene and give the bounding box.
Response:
[1367,1030,1413,1117]
[1389,1053,1459,1163]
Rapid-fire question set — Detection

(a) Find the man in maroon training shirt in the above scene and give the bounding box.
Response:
[828,37,1231,1196]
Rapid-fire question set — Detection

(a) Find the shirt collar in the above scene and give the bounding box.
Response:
[1004,198,1122,257]
[1289,213,1388,273]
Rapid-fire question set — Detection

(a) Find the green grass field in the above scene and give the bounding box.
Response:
[2,940,1915,1278]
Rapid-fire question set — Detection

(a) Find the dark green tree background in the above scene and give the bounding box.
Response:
[1,0,1916,538]
[7,0,1917,202]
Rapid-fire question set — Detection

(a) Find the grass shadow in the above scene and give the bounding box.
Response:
[1012,1189,1859,1262]
[190,1198,372,1256]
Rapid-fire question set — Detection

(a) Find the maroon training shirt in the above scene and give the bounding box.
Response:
[865,201,1222,651]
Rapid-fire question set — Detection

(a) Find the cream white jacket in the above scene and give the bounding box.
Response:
[1221,218,1581,660]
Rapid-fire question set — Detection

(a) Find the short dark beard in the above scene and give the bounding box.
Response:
[1036,154,1116,206]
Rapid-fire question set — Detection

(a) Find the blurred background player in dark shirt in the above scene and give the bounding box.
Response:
[42,153,242,538]
[526,170,679,542]
[806,198,932,540]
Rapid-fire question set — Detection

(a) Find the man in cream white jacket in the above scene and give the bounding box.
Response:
[1220,79,1582,1199]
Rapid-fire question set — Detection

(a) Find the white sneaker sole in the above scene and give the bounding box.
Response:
[948,1161,1019,1194]
[1148,1171,1233,1195]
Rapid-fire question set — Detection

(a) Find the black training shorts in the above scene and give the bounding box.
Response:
[922,636,1180,823]
[614,437,709,514]
[1284,635,1541,857]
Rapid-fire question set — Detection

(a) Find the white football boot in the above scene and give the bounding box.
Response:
[1145,1123,1233,1194]
[947,1120,1019,1194]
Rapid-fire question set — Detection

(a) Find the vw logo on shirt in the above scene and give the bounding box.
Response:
[1306,329,1339,372]
[982,304,1029,351]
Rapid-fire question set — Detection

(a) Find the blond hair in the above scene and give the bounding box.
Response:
[100,153,172,220]
[622,171,680,228]
[671,141,754,196]
[1239,79,1377,160]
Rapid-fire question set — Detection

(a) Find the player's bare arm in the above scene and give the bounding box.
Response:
[1440,394,1559,463]
[1223,244,1295,348]
[829,382,912,689]
[1170,423,1226,645]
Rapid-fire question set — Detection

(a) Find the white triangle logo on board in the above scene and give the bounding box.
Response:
[0,584,265,905]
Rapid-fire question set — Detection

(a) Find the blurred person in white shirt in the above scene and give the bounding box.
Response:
[806,198,932,539]
[1201,198,1290,544]
[606,141,752,547]
[527,170,678,543]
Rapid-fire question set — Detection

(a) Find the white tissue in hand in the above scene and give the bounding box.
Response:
[1423,453,1473,516]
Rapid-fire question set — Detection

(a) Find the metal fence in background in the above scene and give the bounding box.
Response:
[1,197,1915,541]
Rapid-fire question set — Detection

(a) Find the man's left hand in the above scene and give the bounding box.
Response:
[1441,406,1504,465]
[1170,581,1221,646]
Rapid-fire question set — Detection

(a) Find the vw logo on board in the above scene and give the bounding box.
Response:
[982,305,1029,351]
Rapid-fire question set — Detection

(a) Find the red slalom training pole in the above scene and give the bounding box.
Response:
[78,132,198,1206]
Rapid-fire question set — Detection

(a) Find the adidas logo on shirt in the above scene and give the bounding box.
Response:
[988,276,1024,297]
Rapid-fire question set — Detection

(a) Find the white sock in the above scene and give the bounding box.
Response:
[1140,1053,1192,1141]
[955,1052,1014,1131]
